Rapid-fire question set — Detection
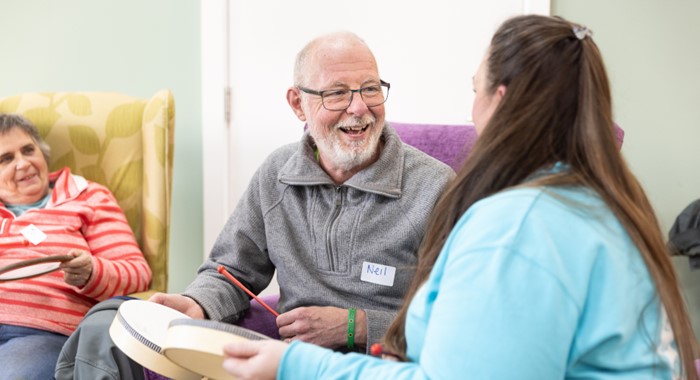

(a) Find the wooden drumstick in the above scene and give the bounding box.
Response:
[217,265,279,317]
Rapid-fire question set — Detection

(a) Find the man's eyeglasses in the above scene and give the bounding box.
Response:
[297,80,390,111]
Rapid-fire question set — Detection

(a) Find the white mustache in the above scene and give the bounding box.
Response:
[334,115,376,130]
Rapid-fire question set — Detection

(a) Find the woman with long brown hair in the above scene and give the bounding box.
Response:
[220,15,699,379]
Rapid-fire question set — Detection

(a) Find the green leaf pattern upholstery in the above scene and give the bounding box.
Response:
[0,90,175,293]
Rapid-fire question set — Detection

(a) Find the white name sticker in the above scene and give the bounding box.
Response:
[360,261,396,287]
[20,224,47,245]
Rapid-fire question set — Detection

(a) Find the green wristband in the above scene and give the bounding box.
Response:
[347,307,356,350]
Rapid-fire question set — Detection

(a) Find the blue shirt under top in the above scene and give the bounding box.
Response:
[278,184,679,379]
[5,192,51,216]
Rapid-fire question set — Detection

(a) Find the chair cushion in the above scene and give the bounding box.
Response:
[389,121,625,172]
[389,121,477,171]
[235,295,281,340]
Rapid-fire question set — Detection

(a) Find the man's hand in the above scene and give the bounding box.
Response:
[148,293,206,319]
[276,306,366,349]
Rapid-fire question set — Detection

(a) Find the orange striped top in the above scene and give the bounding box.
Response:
[0,167,151,336]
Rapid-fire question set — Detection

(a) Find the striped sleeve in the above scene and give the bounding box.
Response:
[76,184,152,299]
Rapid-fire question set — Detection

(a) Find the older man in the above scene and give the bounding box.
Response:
[57,31,454,379]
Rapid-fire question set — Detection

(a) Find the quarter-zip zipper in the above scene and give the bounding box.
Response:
[325,186,344,271]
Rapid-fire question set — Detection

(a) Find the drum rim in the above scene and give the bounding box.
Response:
[109,299,201,380]
[168,319,271,341]
[0,255,72,281]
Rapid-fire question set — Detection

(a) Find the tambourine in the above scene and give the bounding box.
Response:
[164,319,271,380]
[110,299,272,380]
[0,255,73,282]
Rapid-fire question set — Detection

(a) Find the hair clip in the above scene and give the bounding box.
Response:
[573,25,592,40]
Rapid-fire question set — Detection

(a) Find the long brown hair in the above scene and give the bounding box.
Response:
[383,15,698,378]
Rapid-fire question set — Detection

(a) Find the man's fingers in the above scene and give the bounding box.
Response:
[148,292,166,304]
[146,294,205,318]
[275,307,302,327]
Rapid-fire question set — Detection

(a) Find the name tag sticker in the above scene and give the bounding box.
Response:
[361,261,396,287]
[20,224,47,245]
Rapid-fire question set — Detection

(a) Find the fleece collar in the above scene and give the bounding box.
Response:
[47,167,89,207]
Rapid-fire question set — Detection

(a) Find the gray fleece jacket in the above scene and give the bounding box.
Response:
[183,123,454,350]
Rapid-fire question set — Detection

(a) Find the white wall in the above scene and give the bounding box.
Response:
[554,0,700,342]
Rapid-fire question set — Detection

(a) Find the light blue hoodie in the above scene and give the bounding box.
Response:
[280,179,679,379]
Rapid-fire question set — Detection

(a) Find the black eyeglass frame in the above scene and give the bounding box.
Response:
[297,80,391,111]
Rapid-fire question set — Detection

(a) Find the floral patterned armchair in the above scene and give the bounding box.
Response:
[0,90,175,296]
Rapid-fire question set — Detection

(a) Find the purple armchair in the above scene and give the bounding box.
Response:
[234,294,281,339]
[391,121,477,171]
[389,121,625,172]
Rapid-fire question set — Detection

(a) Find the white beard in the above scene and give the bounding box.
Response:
[310,115,382,171]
